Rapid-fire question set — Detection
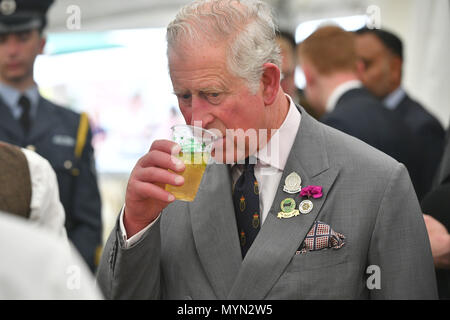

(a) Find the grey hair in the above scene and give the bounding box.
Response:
[166,0,281,94]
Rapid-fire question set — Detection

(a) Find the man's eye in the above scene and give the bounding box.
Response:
[177,93,191,100]
[205,92,222,104]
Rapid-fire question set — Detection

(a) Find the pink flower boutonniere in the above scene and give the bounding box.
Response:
[299,185,323,199]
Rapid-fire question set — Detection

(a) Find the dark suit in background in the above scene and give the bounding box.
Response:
[422,124,450,299]
[321,87,421,198]
[0,96,102,272]
[431,117,449,188]
[354,28,445,200]
[392,93,445,199]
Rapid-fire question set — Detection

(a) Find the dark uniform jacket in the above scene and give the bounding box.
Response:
[0,96,102,272]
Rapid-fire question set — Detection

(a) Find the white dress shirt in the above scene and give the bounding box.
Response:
[120,95,301,247]
[231,95,301,224]
[383,86,406,110]
[21,148,68,240]
[0,83,40,120]
[325,80,362,113]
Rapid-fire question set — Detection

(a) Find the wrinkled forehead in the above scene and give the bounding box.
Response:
[167,39,228,78]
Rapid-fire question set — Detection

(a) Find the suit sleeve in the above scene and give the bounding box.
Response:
[368,163,438,299]
[70,124,103,272]
[96,215,162,300]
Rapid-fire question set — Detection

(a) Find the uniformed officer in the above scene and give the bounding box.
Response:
[0,0,102,273]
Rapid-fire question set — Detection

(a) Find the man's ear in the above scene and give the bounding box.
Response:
[38,36,46,55]
[261,63,280,105]
[390,56,403,84]
[302,63,314,87]
[355,59,365,80]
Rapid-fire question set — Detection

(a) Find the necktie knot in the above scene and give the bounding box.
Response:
[18,95,30,110]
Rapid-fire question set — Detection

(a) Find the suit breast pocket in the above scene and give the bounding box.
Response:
[268,246,357,299]
[286,246,349,273]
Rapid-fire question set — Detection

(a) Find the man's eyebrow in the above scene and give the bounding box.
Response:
[172,88,189,95]
[199,86,227,93]
[173,87,227,95]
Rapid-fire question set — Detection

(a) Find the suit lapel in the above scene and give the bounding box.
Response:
[28,98,59,142]
[228,110,340,299]
[0,99,24,140]
[189,163,242,299]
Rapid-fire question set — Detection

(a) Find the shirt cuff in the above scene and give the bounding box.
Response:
[119,205,161,249]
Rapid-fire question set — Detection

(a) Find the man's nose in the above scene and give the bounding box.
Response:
[5,37,20,56]
[190,96,214,128]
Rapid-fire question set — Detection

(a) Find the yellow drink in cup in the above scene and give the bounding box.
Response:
[165,125,217,202]
[165,152,209,202]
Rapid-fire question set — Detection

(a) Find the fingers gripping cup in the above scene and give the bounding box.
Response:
[165,125,218,202]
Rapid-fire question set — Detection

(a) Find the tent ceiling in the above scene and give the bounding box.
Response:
[47,0,368,33]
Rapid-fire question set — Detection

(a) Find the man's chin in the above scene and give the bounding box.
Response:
[3,73,27,84]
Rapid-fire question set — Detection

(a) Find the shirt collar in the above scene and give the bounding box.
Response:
[0,83,40,119]
[256,94,301,171]
[383,86,406,110]
[325,80,362,113]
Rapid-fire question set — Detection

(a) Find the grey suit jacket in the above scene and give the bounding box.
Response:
[97,109,438,299]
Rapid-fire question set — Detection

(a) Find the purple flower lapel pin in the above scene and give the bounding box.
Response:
[299,185,323,199]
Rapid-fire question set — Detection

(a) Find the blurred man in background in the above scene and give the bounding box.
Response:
[355,27,445,200]
[275,30,316,119]
[0,0,102,272]
[298,25,422,198]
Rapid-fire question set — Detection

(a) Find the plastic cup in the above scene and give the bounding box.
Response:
[165,125,218,201]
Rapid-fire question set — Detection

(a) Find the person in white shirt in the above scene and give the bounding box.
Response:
[0,211,102,299]
[22,147,67,238]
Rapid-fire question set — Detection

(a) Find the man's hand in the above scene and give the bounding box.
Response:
[124,140,185,237]
[423,214,450,269]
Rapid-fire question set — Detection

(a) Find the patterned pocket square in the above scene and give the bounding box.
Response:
[296,221,345,255]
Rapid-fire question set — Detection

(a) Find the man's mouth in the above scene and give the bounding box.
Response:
[6,62,22,70]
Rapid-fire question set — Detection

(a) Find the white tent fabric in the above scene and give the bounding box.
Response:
[403,0,450,128]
